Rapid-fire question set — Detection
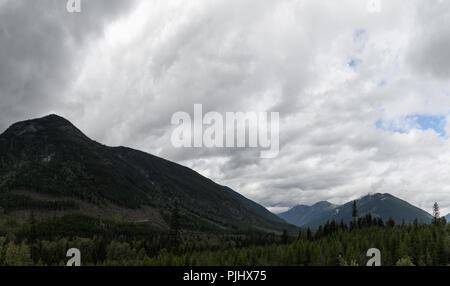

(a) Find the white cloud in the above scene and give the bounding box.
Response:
[2,0,450,216]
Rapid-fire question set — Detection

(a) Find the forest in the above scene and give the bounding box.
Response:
[0,207,448,266]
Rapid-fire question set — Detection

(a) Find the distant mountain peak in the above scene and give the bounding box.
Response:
[357,193,385,200]
[312,201,336,208]
[278,200,337,227]
[278,193,433,229]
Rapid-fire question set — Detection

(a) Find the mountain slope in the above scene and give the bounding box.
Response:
[279,193,433,229]
[0,114,297,233]
[222,186,289,230]
[278,201,337,227]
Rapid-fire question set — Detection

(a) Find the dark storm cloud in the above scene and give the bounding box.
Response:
[408,0,450,79]
[0,0,136,131]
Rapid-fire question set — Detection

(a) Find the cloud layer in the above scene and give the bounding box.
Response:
[1,0,450,215]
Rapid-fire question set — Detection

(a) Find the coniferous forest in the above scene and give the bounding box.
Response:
[0,209,448,266]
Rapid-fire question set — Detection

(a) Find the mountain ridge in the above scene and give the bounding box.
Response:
[0,114,297,233]
[278,201,337,227]
[278,193,433,229]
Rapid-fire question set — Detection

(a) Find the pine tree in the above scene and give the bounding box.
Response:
[169,201,181,249]
[5,242,33,266]
[28,210,38,263]
[29,210,36,243]
[281,230,288,244]
[306,228,312,241]
[432,202,440,225]
[387,218,395,227]
[395,256,415,266]
[352,200,358,223]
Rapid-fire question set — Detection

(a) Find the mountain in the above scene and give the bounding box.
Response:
[278,201,337,227]
[445,213,450,221]
[0,114,296,233]
[278,193,433,229]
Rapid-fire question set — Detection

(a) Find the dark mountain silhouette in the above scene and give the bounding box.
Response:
[0,114,296,233]
[278,193,433,229]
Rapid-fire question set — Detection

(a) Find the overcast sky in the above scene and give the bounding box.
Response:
[1,0,450,215]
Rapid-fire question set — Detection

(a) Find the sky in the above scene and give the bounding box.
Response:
[1,0,450,215]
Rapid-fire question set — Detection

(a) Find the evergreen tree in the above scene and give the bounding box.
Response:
[352,200,358,223]
[432,202,440,225]
[306,228,312,241]
[29,210,36,243]
[4,242,33,266]
[169,201,181,249]
[28,210,38,262]
[387,218,395,227]
[377,217,384,227]
[281,230,288,244]
[395,256,415,266]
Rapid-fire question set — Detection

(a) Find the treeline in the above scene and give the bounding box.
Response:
[0,193,79,214]
[0,213,279,266]
[0,213,448,266]
[304,213,447,241]
[97,221,449,266]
